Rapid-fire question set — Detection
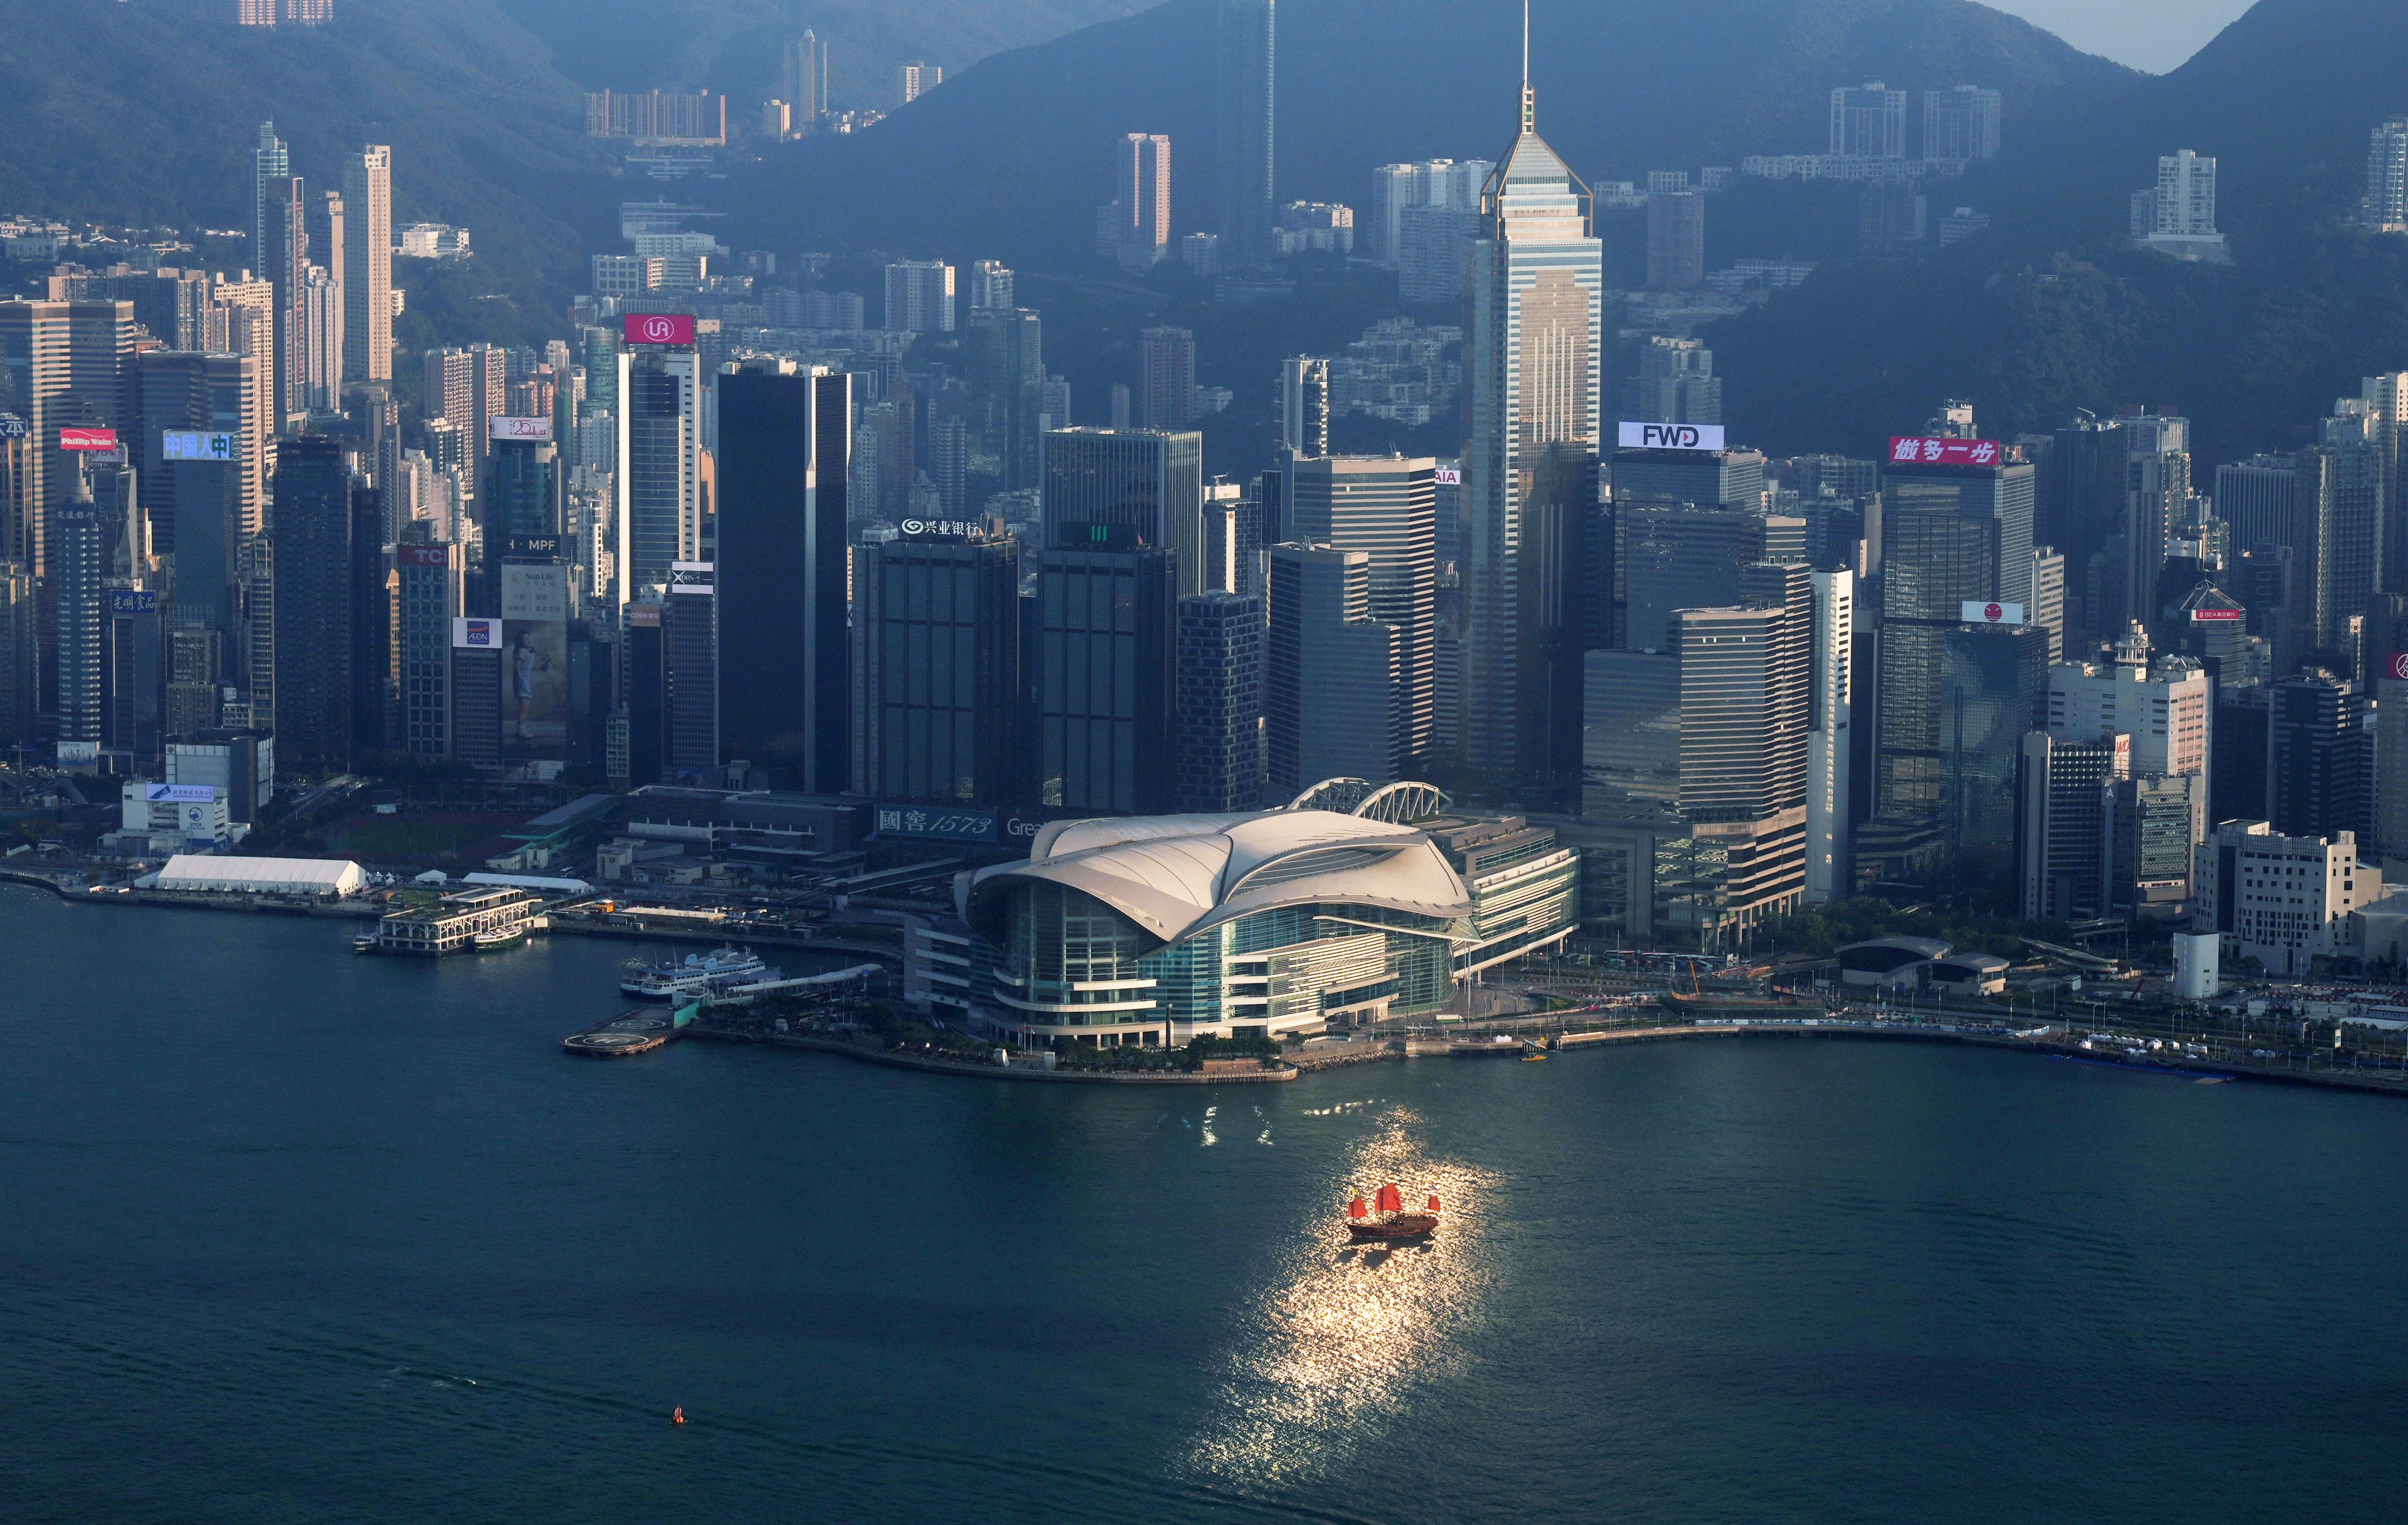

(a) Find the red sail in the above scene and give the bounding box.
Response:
[1347,1195,1369,1219]
[1426,1196,1442,1213]
[1374,1183,1403,1213]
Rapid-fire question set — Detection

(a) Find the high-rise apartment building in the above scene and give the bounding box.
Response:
[2133,150,2226,259]
[883,260,956,333]
[252,122,287,279]
[1830,82,1907,158]
[1624,336,1721,426]
[1175,590,1263,812]
[258,174,309,421]
[615,339,701,603]
[2367,118,2408,233]
[53,478,107,757]
[1287,455,1436,767]
[424,345,507,504]
[0,300,137,573]
[1645,191,1704,290]
[342,146,394,384]
[1138,326,1198,430]
[1463,56,1601,787]
[894,62,942,108]
[1369,159,1491,272]
[714,364,851,791]
[1265,543,1398,797]
[1213,0,1276,270]
[1921,86,2001,163]
[1042,427,1205,597]
[1113,133,1173,270]
[967,260,1015,314]
[854,528,1019,804]
[271,436,353,770]
[1278,356,1330,458]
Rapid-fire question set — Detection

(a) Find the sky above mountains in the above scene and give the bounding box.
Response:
[1986,0,2252,73]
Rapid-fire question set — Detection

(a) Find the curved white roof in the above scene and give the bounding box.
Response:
[962,810,1471,947]
[154,855,364,896]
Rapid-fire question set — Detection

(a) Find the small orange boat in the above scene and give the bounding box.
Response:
[1346,1182,1440,1240]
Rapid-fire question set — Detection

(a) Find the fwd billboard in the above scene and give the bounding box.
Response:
[1618,422,1726,451]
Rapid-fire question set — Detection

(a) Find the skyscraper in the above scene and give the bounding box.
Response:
[967,260,1015,313]
[1644,190,1704,290]
[53,473,106,759]
[1805,567,1854,904]
[2270,670,2372,841]
[1287,455,1436,766]
[1115,133,1173,270]
[1278,356,1330,459]
[1033,546,1178,812]
[0,300,138,571]
[854,527,1021,804]
[1463,37,1602,787]
[1265,543,1397,797]
[1623,336,1721,426]
[965,307,1045,503]
[1213,0,1276,270]
[424,345,507,505]
[664,561,717,778]
[2133,151,2226,259]
[714,364,850,790]
[2367,119,2408,233]
[894,61,942,108]
[781,31,828,121]
[1921,86,2002,162]
[616,337,701,602]
[271,436,353,770]
[342,146,394,384]
[259,175,308,422]
[1830,82,1906,158]
[1175,589,1263,812]
[1939,621,2048,864]
[252,122,288,278]
[1138,326,1197,430]
[1041,428,1205,597]
[884,260,956,333]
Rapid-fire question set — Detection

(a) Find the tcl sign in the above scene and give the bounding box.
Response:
[623,312,695,346]
[1889,436,2002,466]
[396,544,451,568]
[1618,422,1727,451]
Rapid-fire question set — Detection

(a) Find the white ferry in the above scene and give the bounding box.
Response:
[620,945,784,1001]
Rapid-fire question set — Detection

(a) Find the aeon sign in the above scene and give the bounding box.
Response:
[622,312,696,346]
[1618,422,1727,451]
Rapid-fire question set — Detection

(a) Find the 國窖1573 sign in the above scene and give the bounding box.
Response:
[623,312,696,347]
[1618,422,1726,451]
[1961,600,2025,625]
[1889,436,2002,466]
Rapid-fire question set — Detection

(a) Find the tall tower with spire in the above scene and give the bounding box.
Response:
[1461,3,1601,788]
[252,122,288,278]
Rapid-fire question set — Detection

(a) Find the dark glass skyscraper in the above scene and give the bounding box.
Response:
[714,365,851,790]
[1041,427,1204,596]
[271,436,354,771]
[964,308,1043,506]
[1176,590,1263,812]
[1214,0,1276,270]
[855,530,1022,804]
[1035,547,1178,813]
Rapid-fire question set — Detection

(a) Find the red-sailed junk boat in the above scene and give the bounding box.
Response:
[1346,1182,1440,1240]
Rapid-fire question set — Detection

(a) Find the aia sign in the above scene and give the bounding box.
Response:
[623,312,696,346]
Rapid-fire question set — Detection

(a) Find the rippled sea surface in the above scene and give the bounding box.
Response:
[5,885,2406,1523]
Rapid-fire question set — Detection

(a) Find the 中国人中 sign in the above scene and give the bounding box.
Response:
[1889,436,2002,467]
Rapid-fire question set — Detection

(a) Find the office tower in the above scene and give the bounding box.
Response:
[1624,336,1721,426]
[270,436,352,770]
[138,349,260,634]
[1042,427,1205,597]
[1200,480,1265,596]
[0,300,138,579]
[342,146,393,384]
[1112,133,1173,270]
[883,260,956,333]
[1279,356,1330,458]
[252,122,287,277]
[1611,507,1802,654]
[1871,441,2035,836]
[2133,150,2226,257]
[391,539,460,757]
[964,307,1044,503]
[967,260,1014,314]
[257,175,307,421]
[2113,411,2192,635]
[1139,326,1198,430]
[2045,624,2211,836]
[2016,733,2125,921]
[2103,772,2200,914]
[616,600,664,786]
[1175,589,1263,811]
[297,266,342,414]
[1939,621,2048,863]
[854,527,1021,803]
[1214,0,1276,270]
[2368,119,2408,233]
[713,365,851,790]
[1672,563,1812,936]
[1611,441,1767,511]
[424,345,507,501]
[1034,546,1177,811]
[657,561,716,777]
[782,31,828,120]
[0,565,33,747]
[2028,546,2066,662]
[103,586,163,769]
[1645,191,1704,290]
[894,61,942,107]
[54,475,106,757]
[2269,670,2371,840]
[1830,82,1907,158]
[1805,568,1854,903]
[486,426,560,546]
[350,489,389,755]
[1463,47,1601,788]
[1287,455,1436,765]
[2038,415,2126,642]
[1265,543,1398,795]
[2303,406,2385,654]
[1921,86,2002,162]
[616,340,700,601]
[2356,372,2408,586]
[1580,648,1680,820]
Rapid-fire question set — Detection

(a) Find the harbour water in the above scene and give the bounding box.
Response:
[5,884,2406,1523]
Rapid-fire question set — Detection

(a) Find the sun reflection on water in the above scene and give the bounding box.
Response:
[1181,1107,1500,1486]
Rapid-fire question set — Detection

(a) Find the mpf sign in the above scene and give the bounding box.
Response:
[1618,422,1727,451]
